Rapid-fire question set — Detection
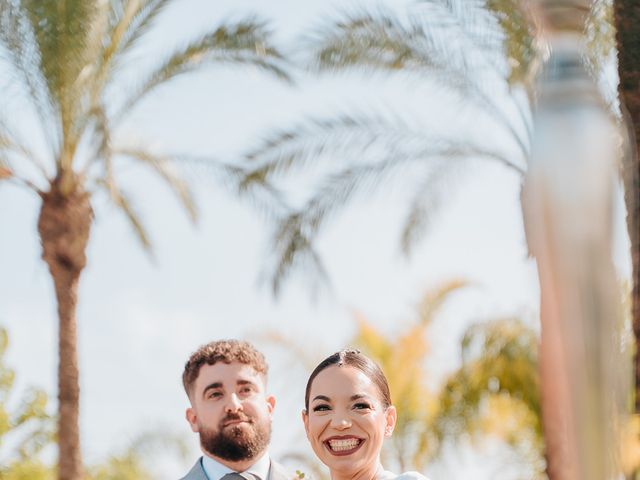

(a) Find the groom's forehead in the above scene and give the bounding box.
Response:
[196,361,266,388]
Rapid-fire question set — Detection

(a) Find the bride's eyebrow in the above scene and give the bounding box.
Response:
[312,395,331,402]
[350,394,369,401]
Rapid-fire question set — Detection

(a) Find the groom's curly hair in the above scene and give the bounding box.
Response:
[182,339,268,397]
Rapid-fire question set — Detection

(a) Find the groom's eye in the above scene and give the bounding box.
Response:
[239,386,253,395]
[207,391,223,399]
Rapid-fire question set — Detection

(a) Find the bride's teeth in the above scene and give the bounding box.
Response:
[328,439,360,451]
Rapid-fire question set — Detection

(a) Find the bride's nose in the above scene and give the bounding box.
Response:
[331,415,352,429]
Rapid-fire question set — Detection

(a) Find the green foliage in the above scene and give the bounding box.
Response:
[436,318,544,476]
[585,0,616,76]
[0,460,54,480]
[0,326,188,479]
[86,429,189,480]
[486,0,539,86]
[351,285,543,476]
[88,453,152,480]
[0,327,54,480]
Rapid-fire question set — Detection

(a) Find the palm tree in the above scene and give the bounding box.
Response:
[0,2,289,479]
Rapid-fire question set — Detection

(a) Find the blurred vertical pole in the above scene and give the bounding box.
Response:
[522,1,630,479]
[614,0,640,417]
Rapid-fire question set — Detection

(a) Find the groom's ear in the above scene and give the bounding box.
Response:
[186,407,199,433]
[266,394,276,414]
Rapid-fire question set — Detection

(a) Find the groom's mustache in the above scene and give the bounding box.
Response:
[220,412,253,428]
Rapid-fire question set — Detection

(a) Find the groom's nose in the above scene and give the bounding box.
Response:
[224,393,243,412]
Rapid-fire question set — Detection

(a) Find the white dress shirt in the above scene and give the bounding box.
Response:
[201,452,271,480]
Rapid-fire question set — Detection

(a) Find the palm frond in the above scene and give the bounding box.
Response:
[262,211,331,298]
[85,0,167,105]
[421,0,535,147]
[260,140,509,292]
[310,4,503,78]
[75,0,117,98]
[97,177,152,251]
[245,111,525,180]
[246,98,527,180]
[115,150,286,223]
[0,120,49,183]
[306,5,532,159]
[115,18,290,120]
[416,278,469,324]
[309,9,439,72]
[87,103,112,167]
[114,148,198,223]
[434,0,508,66]
[245,112,408,176]
[118,0,174,56]
[399,161,458,256]
[21,0,97,126]
[0,0,57,142]
[235,167,290,224]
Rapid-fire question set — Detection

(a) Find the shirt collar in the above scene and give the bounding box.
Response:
[201,452,271,480]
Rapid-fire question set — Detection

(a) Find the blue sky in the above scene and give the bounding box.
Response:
[0,0,630,478]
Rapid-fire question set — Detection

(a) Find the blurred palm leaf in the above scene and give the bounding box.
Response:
[243,1,535,295]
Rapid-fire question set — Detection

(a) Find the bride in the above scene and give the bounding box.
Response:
[302,350,429,480]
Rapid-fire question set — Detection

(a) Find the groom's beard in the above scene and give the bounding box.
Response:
[200,412,271,461]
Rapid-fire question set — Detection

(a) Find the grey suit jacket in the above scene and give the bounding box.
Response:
[180,457,290,480]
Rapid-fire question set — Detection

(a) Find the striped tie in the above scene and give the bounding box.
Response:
[220,472,259,480]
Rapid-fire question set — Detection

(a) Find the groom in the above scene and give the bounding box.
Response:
[180,339,290,480]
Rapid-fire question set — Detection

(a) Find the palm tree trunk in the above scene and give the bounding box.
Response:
[38,175,92,480]
[614,0,640,414]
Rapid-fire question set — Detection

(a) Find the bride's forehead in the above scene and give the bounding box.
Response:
[311,365,374,391]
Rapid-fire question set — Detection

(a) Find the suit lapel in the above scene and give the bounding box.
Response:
[181,458,209,480]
